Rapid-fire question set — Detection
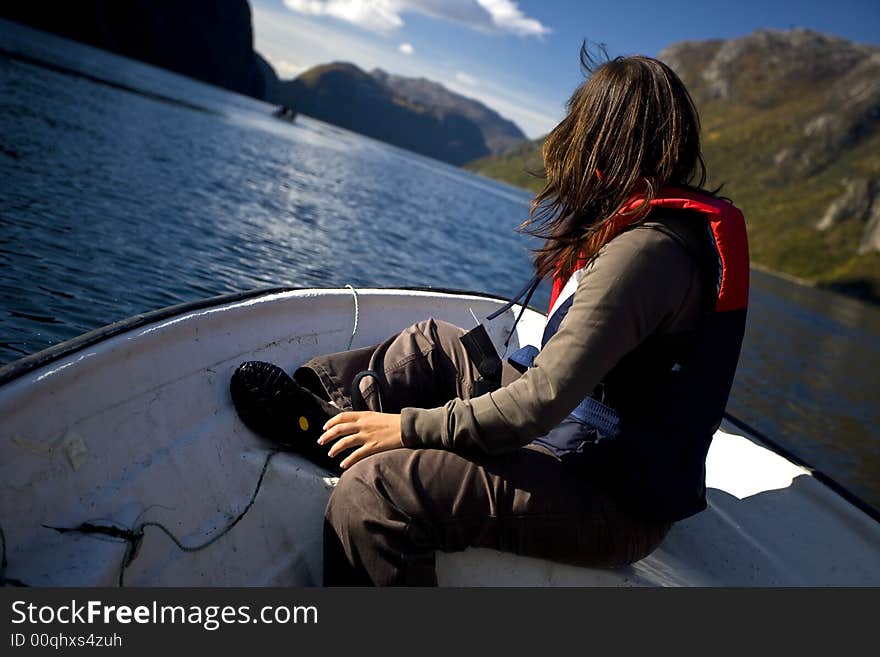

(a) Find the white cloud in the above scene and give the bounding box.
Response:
[476,0,550,37]
[284,0,403,32]
[282,0,549,37]
[455,71,477,86]
[399,42,414,55]
[262,52,306,79]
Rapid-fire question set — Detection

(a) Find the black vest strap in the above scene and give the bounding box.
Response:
[486,273,542,347]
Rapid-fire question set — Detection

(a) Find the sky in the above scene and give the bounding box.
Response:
[250,0,880,139]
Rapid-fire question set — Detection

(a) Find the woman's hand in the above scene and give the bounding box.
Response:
[318,411,403,470]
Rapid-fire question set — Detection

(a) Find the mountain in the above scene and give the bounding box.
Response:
[467,136,545,190]
[256,53,282,103]
[263,61,518,166]
[467,29,880,303]
[370,69,526,155]
[0,0,265,99]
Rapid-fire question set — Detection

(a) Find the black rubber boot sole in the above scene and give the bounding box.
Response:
[230,361,343,474]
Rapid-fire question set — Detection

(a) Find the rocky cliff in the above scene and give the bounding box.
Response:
[1,0,265,99]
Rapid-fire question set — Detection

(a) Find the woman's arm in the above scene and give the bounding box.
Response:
[400,224,699,454]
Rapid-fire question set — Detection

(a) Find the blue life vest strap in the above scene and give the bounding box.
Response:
[569,395,620,438]
[507,344,539,370]
[506,342,621,439]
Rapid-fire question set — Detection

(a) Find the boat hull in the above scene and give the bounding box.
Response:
[1,288,877,586]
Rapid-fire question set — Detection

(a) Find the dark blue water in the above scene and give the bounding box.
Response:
[1,21,878,512]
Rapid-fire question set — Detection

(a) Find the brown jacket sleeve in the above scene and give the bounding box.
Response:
[399,224,699,454]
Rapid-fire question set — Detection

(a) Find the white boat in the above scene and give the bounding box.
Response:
[1,287,878,587]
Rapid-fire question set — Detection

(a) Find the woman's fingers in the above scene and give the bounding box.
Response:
[318,414,361,445]
[339,444,377,470]
[322,411,358,433]
[326,433,364,459]
[316,411,404,469]
[317,422,357,445]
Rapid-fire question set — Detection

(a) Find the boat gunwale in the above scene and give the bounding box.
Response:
[0,286,536,387]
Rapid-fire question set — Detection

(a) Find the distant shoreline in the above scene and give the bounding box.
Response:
[750,262,817,288]
[750,262,880,308]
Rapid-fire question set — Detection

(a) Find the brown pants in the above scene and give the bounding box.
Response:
[296,319,671,586]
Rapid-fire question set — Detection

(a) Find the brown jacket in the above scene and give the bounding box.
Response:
[400,209,710,454]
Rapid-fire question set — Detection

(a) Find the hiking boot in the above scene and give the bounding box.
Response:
[230,360,343,474]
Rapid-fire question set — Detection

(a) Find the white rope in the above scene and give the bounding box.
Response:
[344,284,359,350]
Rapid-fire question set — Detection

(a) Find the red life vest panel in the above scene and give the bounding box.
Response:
[547,188,749,315]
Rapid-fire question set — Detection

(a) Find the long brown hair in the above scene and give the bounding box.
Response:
[523,45,709,281]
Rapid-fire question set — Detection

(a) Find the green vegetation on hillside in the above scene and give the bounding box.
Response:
[467,138,545,193]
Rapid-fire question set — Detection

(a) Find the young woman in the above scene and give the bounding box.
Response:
[230,50,749,586]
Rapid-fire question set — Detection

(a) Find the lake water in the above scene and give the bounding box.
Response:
[1,20,878,513]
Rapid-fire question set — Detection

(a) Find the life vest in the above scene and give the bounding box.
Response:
[512,188,749,522]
